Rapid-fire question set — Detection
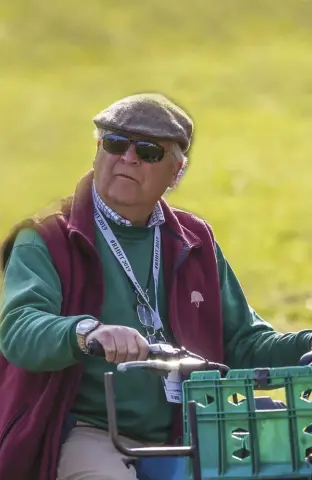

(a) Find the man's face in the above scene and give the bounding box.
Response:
[93,131,182,210]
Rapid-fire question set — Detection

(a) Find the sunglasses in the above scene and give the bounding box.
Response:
[101,133,165,163]
[136,293,166,344]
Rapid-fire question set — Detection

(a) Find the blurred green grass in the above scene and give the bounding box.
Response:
[1,0,312,330]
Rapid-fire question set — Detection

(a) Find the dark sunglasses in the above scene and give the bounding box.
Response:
[101,134,165,163]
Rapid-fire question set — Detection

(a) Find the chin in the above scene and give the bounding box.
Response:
[108,186,140,206]
[109,192,138,206]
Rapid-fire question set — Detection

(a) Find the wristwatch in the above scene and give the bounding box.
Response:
[76,319,100,353]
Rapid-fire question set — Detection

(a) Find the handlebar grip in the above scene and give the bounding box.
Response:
[298,351,312,366]
[87,339,106,357]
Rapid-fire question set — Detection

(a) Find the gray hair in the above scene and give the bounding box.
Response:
[93,127,188,189]
[170,143,188,190]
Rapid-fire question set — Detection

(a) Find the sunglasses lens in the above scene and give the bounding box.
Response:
[137,304,154,327]
[101,135,165,162]
[102,134,130,155]
[136,142,165,163]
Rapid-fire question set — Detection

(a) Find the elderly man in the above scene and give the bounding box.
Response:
[0,93,311,480]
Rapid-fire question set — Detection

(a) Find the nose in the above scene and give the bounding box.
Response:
[120,144,140,165]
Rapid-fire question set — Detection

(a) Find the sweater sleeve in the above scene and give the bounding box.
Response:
[0,228,96,371]
[215,242,312,368]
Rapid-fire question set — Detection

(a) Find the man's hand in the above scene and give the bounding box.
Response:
[86,325,150,364]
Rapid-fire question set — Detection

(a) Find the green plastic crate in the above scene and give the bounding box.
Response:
[183,366,312,479]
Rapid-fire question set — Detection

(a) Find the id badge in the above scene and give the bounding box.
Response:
[162,370,183,403]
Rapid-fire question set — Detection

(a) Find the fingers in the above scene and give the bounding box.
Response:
[122,333,140,362]
[135,333,150,361]
[86,325,150,364]
[113,331,129,364]
[102,330,118,363]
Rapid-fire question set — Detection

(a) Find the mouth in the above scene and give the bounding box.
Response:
[116,174,138,183]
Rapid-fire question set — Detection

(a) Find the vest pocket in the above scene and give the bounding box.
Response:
[0,405,29,450]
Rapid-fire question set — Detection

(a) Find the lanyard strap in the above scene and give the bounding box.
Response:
[93,202,163,331]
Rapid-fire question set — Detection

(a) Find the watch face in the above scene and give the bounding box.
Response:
[78,319,97,334]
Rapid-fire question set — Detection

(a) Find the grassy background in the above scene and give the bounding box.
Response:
[1,0,312,332]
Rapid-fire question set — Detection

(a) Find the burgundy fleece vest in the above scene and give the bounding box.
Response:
[0,170,223,480]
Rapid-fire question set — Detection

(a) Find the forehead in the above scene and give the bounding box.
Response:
[106,129,172,148]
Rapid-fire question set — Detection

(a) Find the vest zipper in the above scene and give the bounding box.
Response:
[169,243,192,348]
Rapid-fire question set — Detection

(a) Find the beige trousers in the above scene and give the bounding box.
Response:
[57,424,141,480]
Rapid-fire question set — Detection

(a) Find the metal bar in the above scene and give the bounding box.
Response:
[105,372,194,457]
[188,400,202,480]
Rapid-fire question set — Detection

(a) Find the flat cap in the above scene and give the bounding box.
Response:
[93,93,193,152]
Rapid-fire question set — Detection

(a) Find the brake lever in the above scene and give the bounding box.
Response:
[117,357,209,376]
[148,343,182,360]
[117,360,171,377]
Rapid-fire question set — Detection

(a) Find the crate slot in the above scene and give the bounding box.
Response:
[232,428,249,440]
[300,390,312,402]
[254,395,286,410]
[232,447,250,461]
[193,394,215,408]
[305,447,312,459]
[205,394,215,405]
[303,425,312,435]
[228,393,246,406]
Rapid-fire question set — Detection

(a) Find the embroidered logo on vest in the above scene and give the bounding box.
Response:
[191,291,204,307]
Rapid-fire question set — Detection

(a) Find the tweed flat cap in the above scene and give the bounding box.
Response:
[93,93,193,152]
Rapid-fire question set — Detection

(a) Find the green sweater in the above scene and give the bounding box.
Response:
[1,223,311,442]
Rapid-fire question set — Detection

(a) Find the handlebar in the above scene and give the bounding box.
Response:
[87,339,107,357]
[104,372,202,479]
[87,339,230,376]
[89,336,312,378]
[89,338,312,375]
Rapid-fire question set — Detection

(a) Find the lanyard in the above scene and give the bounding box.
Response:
[93,203,163,331]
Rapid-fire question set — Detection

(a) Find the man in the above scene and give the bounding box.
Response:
[0,93,311,480]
